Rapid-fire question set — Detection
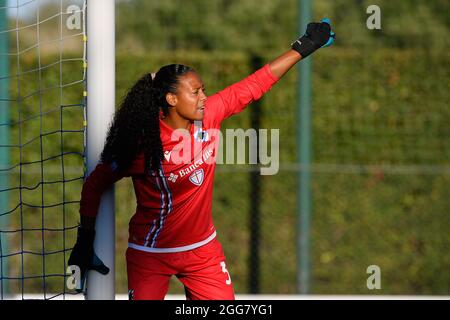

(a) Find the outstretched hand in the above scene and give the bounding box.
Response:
[68,227,109,293]
[291,18,335,58]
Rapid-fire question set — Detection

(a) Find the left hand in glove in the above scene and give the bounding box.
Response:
[68,226,109,293]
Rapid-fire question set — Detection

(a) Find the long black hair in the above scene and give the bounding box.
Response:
[100,64,194,173]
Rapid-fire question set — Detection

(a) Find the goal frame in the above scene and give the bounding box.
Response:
[85,0,116,300]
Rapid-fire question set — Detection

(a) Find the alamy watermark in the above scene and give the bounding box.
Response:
[366,5,381,30]
[169,121,279,176]
[366,265,381,290]
[66,5,82,30]
[66,265,81,290]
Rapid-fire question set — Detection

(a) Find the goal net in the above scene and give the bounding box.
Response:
[0,0,86,299]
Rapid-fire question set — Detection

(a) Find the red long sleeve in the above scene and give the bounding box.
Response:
[205,64,279,124]
[79,162,124,217]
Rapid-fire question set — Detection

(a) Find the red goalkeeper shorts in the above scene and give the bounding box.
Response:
[126,238,235,300]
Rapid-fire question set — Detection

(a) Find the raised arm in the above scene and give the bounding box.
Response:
[205,19,335,124]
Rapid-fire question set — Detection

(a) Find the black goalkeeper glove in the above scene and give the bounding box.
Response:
[68,227,109,293]
[291,18,335,58]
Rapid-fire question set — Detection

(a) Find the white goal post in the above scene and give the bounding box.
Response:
[86,0,115,300]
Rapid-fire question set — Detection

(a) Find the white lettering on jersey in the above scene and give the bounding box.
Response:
[176,146,215,178]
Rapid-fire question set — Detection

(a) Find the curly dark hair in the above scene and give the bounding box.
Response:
[100,64,194,173]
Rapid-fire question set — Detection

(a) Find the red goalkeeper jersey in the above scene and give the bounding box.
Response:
[80,64,279,252]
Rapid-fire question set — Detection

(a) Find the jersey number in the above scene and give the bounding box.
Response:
[220,261,232,285]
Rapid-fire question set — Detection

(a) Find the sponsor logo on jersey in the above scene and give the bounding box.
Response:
[189,169,204,186]
[194,127,209,142]
[164,150,172,162]
[168,172,178,183]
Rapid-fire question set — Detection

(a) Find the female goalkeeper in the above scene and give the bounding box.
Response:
[68,20,335,300]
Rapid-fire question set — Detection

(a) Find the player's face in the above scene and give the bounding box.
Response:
[167,71,207,121]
